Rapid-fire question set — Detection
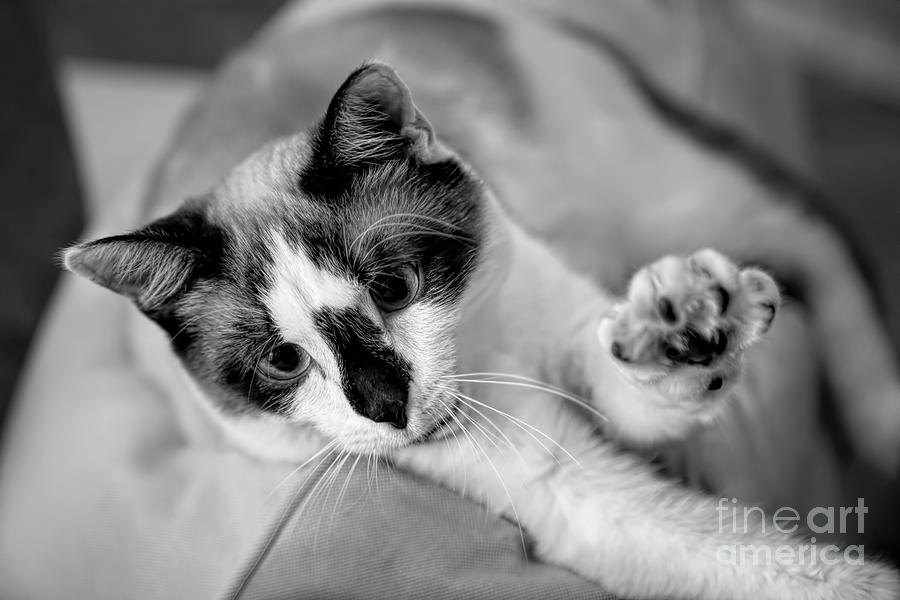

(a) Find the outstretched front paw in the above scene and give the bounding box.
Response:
[599,249,780,402]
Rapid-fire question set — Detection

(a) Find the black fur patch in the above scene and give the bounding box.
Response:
[133,200,226,326]
[294,155,484,306]
[315,306,412,427]
[126,203,298,417]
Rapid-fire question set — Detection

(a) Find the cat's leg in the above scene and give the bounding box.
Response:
[592,248,780,444]
[399,248,899,599]
[395,395,900,600]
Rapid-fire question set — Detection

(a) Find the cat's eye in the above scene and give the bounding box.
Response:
[256,343,311,382]
[369,263,421,313]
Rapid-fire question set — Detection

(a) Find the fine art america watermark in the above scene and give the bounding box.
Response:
[716,497,868,567]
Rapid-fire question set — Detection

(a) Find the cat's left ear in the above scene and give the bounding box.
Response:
[312,62,450,170]
[62,207,219,313]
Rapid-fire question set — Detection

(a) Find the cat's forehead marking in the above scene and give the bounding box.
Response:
[266,231,357,313]
[262,230,357,383]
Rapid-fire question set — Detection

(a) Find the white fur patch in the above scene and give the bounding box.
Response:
[268,231,357,311]
[264,231,356,385]
[388,300,456,415]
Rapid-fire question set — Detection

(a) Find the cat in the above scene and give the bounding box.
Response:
[65,62,900,600]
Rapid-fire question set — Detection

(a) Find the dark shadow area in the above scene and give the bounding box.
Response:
[44,0,289,67]
[808,78,900,349]
[0,0,83,429]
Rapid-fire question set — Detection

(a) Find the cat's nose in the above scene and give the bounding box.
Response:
[320,305,412,429]
[352,367,410,429]
[371,400,408,429]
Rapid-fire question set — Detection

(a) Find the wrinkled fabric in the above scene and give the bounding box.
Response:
[233,462,611,600]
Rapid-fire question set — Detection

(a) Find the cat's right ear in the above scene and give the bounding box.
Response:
[321,62,448,164]
[301,62,452,195]
[63,208,219,312]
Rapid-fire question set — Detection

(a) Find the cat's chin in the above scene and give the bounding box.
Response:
[212,415,393,462]
[206,396,465,463]
[332,393,466,455]
[207,414,324,463]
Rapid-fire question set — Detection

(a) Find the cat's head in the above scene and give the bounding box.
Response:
[65,63,499,457]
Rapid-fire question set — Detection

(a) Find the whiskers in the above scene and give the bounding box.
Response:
[434,387,528,554]
[428,372,600,557]
[245,440,374,595]
[264,439,339,502]
[347,212,475,268]
[444,372,608,423]
[435,382,582,469]
[230,440,345,600]
[239,370,595,587]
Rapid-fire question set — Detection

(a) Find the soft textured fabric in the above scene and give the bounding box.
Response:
[0,1,837,599]
[234,463,612,600]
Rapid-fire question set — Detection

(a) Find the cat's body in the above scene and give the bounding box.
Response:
[149,0,900,478]
[64,1,900,598]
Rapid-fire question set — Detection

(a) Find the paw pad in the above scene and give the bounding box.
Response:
[658,297,678,324]
[604,250,780,370]
[713,285,730,314]
[660,329,728,367]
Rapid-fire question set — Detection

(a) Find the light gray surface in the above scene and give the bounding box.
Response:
[235,462,613,600]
